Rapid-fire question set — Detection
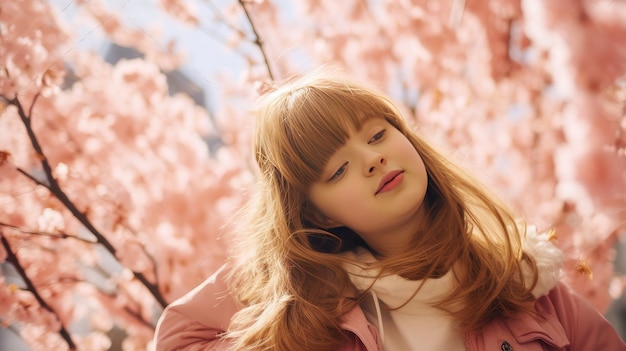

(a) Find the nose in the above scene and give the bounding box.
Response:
[366,152,386,174]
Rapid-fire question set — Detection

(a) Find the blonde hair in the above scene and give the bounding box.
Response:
[224,71,539,350]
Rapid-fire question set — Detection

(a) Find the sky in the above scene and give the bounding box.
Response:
[48,0,248,110]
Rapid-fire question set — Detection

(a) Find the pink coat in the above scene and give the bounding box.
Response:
[154,264,626,351]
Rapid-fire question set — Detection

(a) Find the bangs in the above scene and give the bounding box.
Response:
[276,85,398,188]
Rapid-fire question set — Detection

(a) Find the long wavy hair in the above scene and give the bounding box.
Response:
[224,70,539,350]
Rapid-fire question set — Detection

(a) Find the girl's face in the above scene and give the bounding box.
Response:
[308,118,428,256]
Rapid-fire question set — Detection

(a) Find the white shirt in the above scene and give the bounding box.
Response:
[342,248,466,351]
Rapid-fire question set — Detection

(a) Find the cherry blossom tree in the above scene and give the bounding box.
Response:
[1,0,625,350]
[1,0,249,349]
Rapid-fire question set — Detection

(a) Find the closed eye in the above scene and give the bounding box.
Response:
[369,129,386,143]
[328,162,348,182]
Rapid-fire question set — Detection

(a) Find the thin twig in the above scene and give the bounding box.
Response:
[1,233,77,350]
[96,289,156,329]
[6,94,167,308]
[205,0,247,38]
[121,221,162,292]
[123,305,156,329]
[0,222,97,243]
[238,0,275,80]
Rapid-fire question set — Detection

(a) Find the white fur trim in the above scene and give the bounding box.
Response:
[343,225,564,299]
[523,226,564,297]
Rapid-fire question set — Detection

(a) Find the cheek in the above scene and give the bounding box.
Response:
[309,185,358,223]
[308,187,337,219]
[399,140,424,166]
[399,139,418,155]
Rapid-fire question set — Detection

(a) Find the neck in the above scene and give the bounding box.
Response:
[366,205,428,257]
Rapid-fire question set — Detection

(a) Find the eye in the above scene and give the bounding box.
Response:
[368,129,386,143]
[328,162,348,182]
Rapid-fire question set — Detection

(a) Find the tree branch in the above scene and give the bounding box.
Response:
[6,94,167,308]
[1,233,77,350]
[238,0,275,80]
[206,0,247,38]
[0,222,97,244]
[121,221,163,292]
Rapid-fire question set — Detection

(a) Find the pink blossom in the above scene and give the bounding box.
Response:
[2,0,625,348]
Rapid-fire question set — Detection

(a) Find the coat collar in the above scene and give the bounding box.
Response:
[337,225,567,351]
[340,306,382,351]
[469,288,571,350]
[340,297,571,351]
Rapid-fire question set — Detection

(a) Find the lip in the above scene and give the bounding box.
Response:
[375,170,404,195]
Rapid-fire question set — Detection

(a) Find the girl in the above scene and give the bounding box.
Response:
[153,71,626,350]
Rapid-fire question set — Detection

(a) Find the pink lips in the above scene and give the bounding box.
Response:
[375,170,404,195]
